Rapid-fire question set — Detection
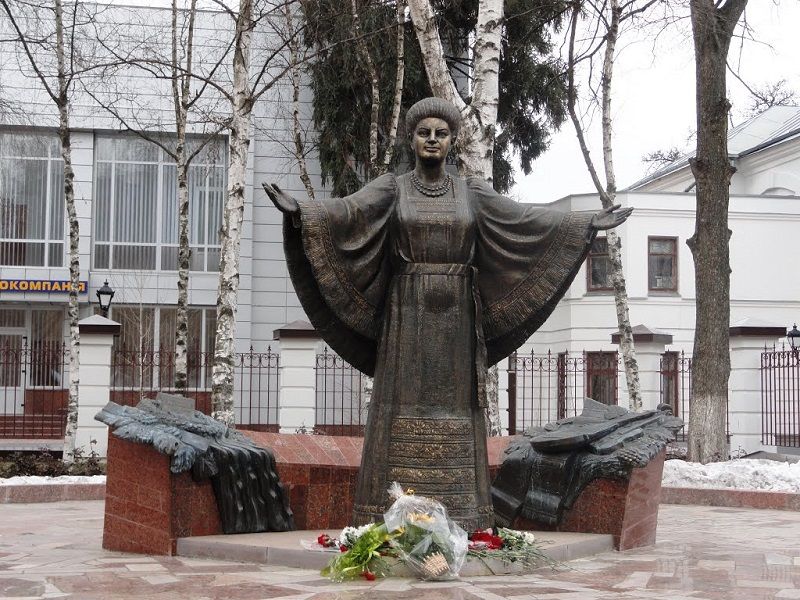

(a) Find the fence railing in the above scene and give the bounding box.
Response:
[761,347,800,448]
[0,339,69,439]
[659,350,693,440]
[111,346,279,431]
[315,346,367,436]
[507,349,621,434]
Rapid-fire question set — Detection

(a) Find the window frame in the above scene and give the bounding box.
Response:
[585,350,619,406]
[0,132,65,268]
[586,236,614,293]
[92,134,226,273]
[647,236,678,293]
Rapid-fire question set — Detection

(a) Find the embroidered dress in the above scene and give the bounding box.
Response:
[283,172,596,530]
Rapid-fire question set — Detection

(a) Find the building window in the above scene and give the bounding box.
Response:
[586,351,618,405]
[30,309,65,387]
[0,307,65,388]
[0,133,64,267]
[586,237,612,292]
[648,237,677,292]
[660,350,679,416]
[94,135,226,272]
[111,305,216,389]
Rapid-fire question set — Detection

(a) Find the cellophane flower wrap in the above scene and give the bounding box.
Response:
[383,482,468,580]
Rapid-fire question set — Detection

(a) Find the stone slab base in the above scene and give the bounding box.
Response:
[0,483,105,503]
[514,449,667,551]
[102,435,222,555]
[661,486,800,510]
[176,528,614,576]
[242,432,516,531]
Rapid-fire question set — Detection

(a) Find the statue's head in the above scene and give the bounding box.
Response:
[406,97,460,166]
[406,97,461,139]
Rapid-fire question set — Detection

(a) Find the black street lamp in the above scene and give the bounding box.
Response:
[96,280,115,318]
[788,324,800,358]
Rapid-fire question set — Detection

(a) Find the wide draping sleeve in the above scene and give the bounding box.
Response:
[283,173,397,376]
[469,177,597,366]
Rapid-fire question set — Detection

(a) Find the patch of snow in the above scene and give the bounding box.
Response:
[0,475,106,486]
[663,459,800,493]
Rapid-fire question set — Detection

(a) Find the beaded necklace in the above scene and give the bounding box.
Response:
[410,171,452,197]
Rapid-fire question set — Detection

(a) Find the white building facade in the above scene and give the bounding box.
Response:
[1,4,798,455]
[514,106,800,455]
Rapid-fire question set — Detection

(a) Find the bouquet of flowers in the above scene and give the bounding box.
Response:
[317,484,549,581]
[466,527,551,569]
[320,522,399,581]
[383,482,468,580]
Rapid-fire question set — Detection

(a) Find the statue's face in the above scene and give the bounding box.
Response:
[412,117,451,165]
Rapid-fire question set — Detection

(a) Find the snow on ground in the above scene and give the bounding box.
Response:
[662,459,800,492]
[1,461,799,493]
[0,475,106,486]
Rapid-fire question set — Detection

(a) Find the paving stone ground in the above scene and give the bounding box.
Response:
[1,501,799,599]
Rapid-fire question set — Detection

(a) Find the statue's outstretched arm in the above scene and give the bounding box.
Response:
[591,204,633,230]
[262,182,301,227]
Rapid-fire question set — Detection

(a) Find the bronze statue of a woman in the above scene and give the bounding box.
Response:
[264,97,631,530]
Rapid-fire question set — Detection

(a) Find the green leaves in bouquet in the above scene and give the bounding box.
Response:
[321,523,397,581]
[393,521,456,565]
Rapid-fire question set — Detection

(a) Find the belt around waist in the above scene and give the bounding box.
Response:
[399,263,471,276]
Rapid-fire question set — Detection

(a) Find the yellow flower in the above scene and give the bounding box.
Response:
[408,512,434,523]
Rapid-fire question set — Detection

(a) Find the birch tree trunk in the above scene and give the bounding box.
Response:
[350,0,380,178]
[172,0,196,390]
[286,1,315,201]
[686,0,747,463]
[211,0,253,426]
[407,0,504,435]
[379,0,406,174]
[54,0,81,462]
[0,0,83,459]
[566,0,642,410]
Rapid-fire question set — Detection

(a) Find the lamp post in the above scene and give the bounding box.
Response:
[96,280,115,318]
[788,324,800,358]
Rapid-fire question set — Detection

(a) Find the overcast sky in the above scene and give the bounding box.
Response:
[512,1,800,204]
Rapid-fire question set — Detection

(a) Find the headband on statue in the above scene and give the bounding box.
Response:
[406,97,461,138]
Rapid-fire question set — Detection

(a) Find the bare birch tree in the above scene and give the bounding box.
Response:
[284,0,315,200]
[686,0,748,463]
[564,0,665,411]
[406,0,504,434]
[85,1,230,390]
[380,0,406,175]
[210,0,255,426]
[0,0,89,461]
[208,0,310,424]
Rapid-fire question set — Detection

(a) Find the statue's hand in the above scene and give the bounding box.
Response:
[262,182,300,215]
[591,204,633,230]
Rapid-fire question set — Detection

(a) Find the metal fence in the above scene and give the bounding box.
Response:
[111,346,280,431]
[659,350,692,440]
[761,347,800,448]
[0,339,69,439]
[315,346,367,436]
[507,350,621,434]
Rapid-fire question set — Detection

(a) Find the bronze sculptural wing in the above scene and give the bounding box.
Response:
[280,171,596,530]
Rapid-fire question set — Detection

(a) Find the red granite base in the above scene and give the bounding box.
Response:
[243,432,516,531]
[513,449,667,551]
[102,435,221,555]
[661,486,800,510]
[102,431,663,554]
[0,482,105,503]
